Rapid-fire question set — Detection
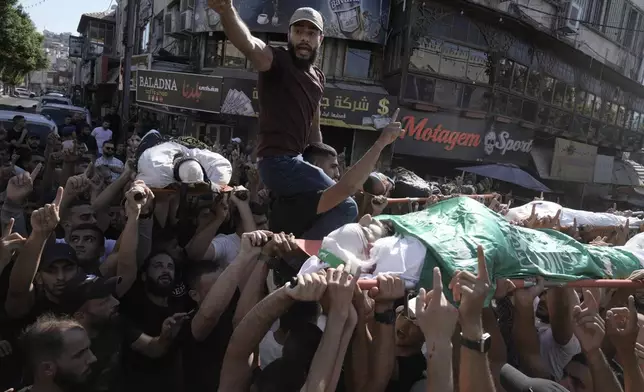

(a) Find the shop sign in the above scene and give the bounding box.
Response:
[135,70,223,113]
[394,111,485,160]
[193,0,391,44]
[481,124,534,166]
[220,77,394,130]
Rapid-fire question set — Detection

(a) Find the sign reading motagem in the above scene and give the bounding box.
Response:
[135,70,223,113]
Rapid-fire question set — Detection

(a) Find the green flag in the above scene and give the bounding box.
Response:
[376,197,642,293]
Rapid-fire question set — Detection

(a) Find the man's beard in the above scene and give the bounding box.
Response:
[103,152,113,158]
[53,367,92,392]
[287,42,318,69]
[145,275,174,296]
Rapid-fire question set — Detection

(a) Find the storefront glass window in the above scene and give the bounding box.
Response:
[521,100,538,122]
[526,69,540,97]
[204,37,222,68]
[467,50,487,83]
[461,85,490,111]
[409,38,441,73]
[564,86,575,110]
[575,90,587,114]
[433,79,462,107]
[553,81,566,107]
[344,44,371,79]
[604,102,617,124]
[592,95,602,119]
[617,105,626,127]
[542,76,555,103]
[498,59,513,89]
[511,63,528,93]
[507,95,523,118]
[440,42,468,79]
[223,40,246,68]
[404,74,436,102]
[632,112,640,131]
[537,106,550,124]
[493,92,509,114]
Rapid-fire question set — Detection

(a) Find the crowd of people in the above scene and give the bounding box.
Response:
[0,1,642,392]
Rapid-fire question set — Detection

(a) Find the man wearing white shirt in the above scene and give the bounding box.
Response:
[91,120,113,154]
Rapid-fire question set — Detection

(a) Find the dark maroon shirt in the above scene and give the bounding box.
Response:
[257,46,324,158]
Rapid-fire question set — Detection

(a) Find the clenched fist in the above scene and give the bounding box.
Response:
[208,0,233,13]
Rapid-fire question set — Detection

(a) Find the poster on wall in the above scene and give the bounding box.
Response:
[69,36,84,58]
[193,0,391,44]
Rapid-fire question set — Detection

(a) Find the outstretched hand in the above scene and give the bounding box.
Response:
[6,163,42,203]
[31,187,63,234]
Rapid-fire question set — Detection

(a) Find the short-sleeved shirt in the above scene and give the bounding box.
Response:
[91,127,113,151]
[536,320,581,381]
[257,46,325,158]
[95,155,124,181]
[269,191,322,237]
[203,233,240,265]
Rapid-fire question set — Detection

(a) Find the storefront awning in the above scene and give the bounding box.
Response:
[612,160,644,186]
[530,146,553,180]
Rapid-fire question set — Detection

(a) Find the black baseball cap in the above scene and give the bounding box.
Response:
[500,364,570,392]
[39,243,78,270]
[61,274,121,312]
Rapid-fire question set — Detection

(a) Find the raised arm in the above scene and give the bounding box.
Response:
[210,0,273,71]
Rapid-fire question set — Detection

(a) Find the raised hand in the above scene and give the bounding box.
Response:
[449,245,491,335]
[208,0,233,14]
[285,272,327,302]
[0,218,26,262]
[376,108,402,147]
[64,165,92,197]
[160,313,189,340]
[125,180,153,217]
[606,295,639,353]
[239,230,272,257]
[368,273,405,305]
[416,266,458,339]
[31,187,63,234]
[512,276,545,308]
[571,289,605,353]
[261,232,295,258]
[6,163,41,203]
[326,264,359,310]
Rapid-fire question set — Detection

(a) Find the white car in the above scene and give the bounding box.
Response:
[14,88,35,98]
[39,103,92,128]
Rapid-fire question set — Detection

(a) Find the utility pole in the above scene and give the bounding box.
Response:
[121,0,138,141]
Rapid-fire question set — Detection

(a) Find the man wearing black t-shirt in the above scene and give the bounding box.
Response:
[212,1,360,239]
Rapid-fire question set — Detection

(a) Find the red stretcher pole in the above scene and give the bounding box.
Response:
[353,278,644,290]
[385,194,498,204]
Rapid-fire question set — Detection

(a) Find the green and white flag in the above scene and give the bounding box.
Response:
[376,197,644,292]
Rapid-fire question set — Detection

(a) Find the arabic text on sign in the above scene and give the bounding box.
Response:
[401,116,481,151]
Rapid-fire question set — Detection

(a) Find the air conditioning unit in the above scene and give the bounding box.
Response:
[557,1,583,34]
[180,0,194,12]
[181,10,193,31]
[164,12,174,34]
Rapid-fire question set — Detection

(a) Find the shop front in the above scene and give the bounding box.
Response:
[393,109,535,177]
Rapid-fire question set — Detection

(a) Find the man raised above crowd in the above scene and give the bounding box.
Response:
[209,0,358,239]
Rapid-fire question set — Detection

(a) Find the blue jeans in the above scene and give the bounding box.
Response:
[259,155,357,240]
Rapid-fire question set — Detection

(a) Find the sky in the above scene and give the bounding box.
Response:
[18,0,115,34]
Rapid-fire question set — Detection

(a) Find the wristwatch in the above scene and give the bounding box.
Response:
[374,309,396,325]
[460,332,491,353]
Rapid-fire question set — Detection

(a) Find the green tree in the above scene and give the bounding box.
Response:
[0,0,48,85]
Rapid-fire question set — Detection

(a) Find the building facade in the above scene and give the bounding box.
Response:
[76,0,644,206]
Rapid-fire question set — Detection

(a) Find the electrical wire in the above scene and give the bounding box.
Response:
[515,3,644,32]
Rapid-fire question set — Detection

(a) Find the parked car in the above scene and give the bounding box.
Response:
[14,87,35,98]
[39,103,92,128]
[36,96,73,111]
[0,110,57,146]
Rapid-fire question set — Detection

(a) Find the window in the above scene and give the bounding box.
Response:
[592,96,602,119]
[542,76,555,103]
[461,85,490,111]
[511,63,528,93]
[553,81,566,107]
[344,45,371,79]
[498,59,513,88]
[617,105,626,127]
[623,8,638,48]
[632,112,640,131]
[204,37,222,68]
[433,80,462,107]
[526,69,541,97]
[410,38,489,83]
[404,74,435,102]
[223,41,246,68]
[564,86,575,110]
